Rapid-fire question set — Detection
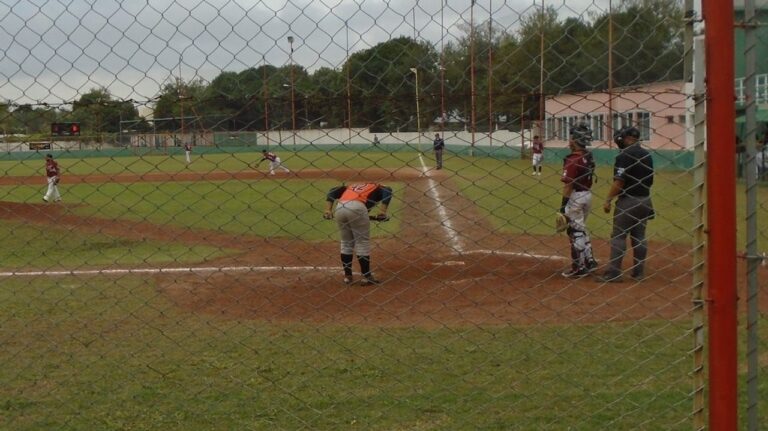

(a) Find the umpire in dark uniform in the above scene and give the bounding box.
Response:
[598,126,655,282]
[433,133,445,169]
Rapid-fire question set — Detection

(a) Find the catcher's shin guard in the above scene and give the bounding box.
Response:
[341,254,354,277]
[569,228,592,269]
[357,255,371,278]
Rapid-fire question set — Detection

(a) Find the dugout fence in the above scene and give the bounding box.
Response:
[0,1,763,429]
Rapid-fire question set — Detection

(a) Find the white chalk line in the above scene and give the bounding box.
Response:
[462,249,567,261]
[418,154,466,253]
[0,265,338,278]
[1,253,563,279]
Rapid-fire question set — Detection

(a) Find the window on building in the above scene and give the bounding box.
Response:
[678,115,686,124]
[590,114,605,141]
[666,116,674,124]
[612,112,631,131]
[614,111,650,140]
[558,117,568,139]
[545,117,555,140]
[636,111,651,140]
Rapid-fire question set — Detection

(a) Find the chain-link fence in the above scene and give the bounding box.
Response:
[0,1,765,429]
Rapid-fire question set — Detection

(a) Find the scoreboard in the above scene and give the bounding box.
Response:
[51,122,81,136]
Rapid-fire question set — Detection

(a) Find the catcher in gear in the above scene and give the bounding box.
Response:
[559,124,598,278]
[324,183,392,286]
[554,212,568,233]
[43,153,62,203]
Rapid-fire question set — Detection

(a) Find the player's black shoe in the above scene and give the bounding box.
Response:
[561,268,589,279]
[586,259,599,273]
[596,272,624,283]
[360,276,380,286]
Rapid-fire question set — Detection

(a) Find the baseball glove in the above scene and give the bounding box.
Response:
[323,211,333,220]
[53,177,60,185]
[370,214,390,222]
[554,212,569,233]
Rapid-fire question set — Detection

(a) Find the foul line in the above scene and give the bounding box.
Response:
[0,265,338,277]
[418,154,465,252]
[462,249,566,261]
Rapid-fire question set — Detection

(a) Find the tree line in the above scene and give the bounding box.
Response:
[0,0,683,138]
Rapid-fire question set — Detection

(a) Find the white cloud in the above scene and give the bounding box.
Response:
[1,0,621,106]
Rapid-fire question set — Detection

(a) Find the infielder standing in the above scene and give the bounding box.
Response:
[260,149,291,175]
[184,142,192,164]
[324,183,392,285]
[531,135,544,176]
[599,126,655,282]
[43,153,62,203]
[559,124,598,278]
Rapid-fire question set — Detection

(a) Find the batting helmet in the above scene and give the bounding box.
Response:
[569,124,593,147]
[613,126,641,148]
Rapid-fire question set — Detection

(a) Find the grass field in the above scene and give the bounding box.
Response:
[0,149,765,429]
[0,276,696,430]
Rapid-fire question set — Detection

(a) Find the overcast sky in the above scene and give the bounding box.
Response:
[1,0,632,107]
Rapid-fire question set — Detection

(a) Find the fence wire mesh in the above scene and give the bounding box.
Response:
[0,0,765,429]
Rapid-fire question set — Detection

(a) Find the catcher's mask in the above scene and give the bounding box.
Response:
[569,124,593,148]
[613,126,641,149]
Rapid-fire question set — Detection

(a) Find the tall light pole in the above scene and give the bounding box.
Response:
[287,35,296,146]
[440,0,446,133]
[538,0,545,139]
[410,67,421,152]
[488,0,494,146]
[469,0,476,154]
[263,55,270,147]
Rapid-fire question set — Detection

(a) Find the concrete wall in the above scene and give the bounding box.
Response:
[219,128,527,149]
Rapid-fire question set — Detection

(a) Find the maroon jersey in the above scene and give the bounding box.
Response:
[532,140,543,154]
[262,152,277,162]
[561,151,594,192]
[45,159,60,178]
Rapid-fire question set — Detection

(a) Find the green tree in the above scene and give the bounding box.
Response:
[10,104,58,136]
[0,102,12,135]
[307,66,345,128]
[604,0,685,87]
[153,79,206,131]
[346,37,438,132]
[72,88,138,136]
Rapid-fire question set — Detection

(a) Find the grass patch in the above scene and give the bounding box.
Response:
[0,179,402,242]
[0,221,228,269]
[0,276,701,430]
[448,156,768,245]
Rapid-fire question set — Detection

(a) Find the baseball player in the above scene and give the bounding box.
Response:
[260,149,291,175]
[599,126,655,282]
[184,142,192,164]
[323,183,392,285]
[559,124,598,278]
[531,135,544,176]
[43,153,61,203]
[433,133,445,169]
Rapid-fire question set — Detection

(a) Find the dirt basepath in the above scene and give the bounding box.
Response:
[3,167,755,327]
